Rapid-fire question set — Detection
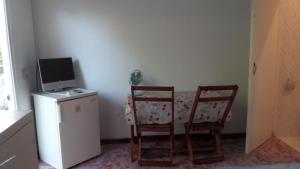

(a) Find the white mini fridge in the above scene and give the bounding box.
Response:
[33,88,101,169]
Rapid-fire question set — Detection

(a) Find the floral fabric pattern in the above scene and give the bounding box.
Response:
[125,91,232,125]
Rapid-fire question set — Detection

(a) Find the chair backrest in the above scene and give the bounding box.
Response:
[131,86,174,125]
[188,85,238,126]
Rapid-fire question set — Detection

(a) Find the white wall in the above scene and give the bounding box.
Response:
[5,0,37,111]
[31,0,251,139]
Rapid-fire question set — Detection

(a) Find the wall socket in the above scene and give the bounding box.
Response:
[21,68,29,79]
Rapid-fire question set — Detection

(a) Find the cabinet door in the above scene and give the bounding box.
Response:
[59,95,101,168]
[246,0,280,153]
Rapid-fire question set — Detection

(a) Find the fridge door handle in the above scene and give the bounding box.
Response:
[57,104,63,124]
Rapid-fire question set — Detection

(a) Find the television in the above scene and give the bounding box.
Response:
[38,57,77,91]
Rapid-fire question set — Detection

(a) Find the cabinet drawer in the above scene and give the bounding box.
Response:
[0,155,17,169]
[0,129,20,168]
[0,122,38,169]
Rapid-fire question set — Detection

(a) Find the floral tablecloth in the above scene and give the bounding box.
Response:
[125,91,232,125]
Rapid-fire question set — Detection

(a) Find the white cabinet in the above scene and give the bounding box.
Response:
[0,112,38,169]
[33,88,101,169]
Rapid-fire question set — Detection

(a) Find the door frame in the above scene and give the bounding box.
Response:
[245,0,256,154]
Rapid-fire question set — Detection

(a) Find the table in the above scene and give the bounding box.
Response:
[125,91,231,125]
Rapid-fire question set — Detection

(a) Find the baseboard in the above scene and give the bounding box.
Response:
[101,133,246,145]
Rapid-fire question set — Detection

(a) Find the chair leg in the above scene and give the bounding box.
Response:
[185,128,224,165]
[214,130,224,160]
[169,127,174,162]
[185,129,194,162]
[192,130,224,164]
[210,130,216,146]
[137,127,173,166]
[138,130,142,161]
[130,125,137,162]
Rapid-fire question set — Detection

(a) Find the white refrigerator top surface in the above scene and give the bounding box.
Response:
[32,88,97,102]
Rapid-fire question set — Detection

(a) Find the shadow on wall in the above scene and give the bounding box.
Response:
[74,58,130,138]
[73,59,86,88]
[98,95,130,139]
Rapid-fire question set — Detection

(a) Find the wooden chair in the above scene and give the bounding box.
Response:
[131,86,174,166]
[184,85,238,164]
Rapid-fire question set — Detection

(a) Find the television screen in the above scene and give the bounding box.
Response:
[39,58,75,83]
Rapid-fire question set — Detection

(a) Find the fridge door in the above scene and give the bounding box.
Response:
[58,95,100,168]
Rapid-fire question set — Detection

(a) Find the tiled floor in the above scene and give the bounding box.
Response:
[39,137,300,169]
